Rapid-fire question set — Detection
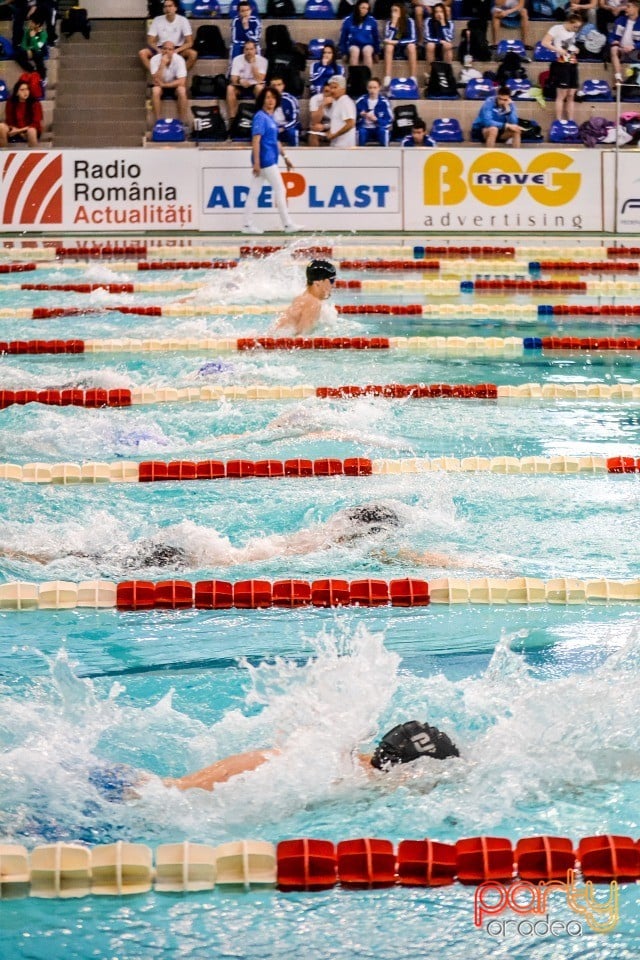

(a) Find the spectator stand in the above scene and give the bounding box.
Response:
[0,30,57,146]
[143,2,626,145]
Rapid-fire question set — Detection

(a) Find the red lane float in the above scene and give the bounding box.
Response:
[315,384,498,399]
[136,261,237,270]
[397,840,457,886]
[550,305,640,317]
[414,245,515,257]
[339,259,440,271]
[137,458,373,480]
[456,837,514,884]
[540,336,640,350]
[607,456,639,473]
[21,283,135,293]
[0,388,131,408]
[337,839,396,888]
[0,339,85,354]
[277,839,337,891]
[474,280,587,292]
[239,245,333,259]
[578,835,640,882]
[337,304,422,315]
[0,263,37,273]
[535,261,639,272]
[116,578,431,610]
[56,244,147,258]
[236,336,390,350]
[607,246,640,257]
[515,837,576,881]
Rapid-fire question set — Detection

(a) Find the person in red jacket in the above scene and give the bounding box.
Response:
[0,78,43,147]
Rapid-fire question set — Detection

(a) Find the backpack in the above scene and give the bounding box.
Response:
[461,0,491,18]
[426,62,459,98]
[496,39,526,60]
[61,7,91,39]
[391,102,418,140]
[267,54,304,96]
[265,24,294,57]
[346,65,371,99]
[518,118,543,141]
[496,52,527,83]
[191,104,228,141]
[372,0,393,16]
[191,73,228,98]
[578,116,613,147]
[458,20,491,63]
[531,0,555,14]
[228,100,256,140]
[576,23,606,57]
[18,71,44,100]
[266,0,296,15]
[194,25,227,58]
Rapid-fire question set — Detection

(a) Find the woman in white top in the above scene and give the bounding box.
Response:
[541,13,583,121]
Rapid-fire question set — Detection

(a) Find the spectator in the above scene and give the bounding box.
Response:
[472,84,523,146]
[226,39,267,122]
[356,77,392,144]
[0,77,42,147]
[14,11,48,79]
[9,0,36,52]
[541,12,582,121]
[327,74,356,145]
[424,3,454,67]
[270,74,300,146]
[242,86,301,235]
[308,81,333,145]
[339,0,380,70]
[596,0,627,38]
[401,117,435,145]
[491,0,529,48]
[566,0,596,19]
[411,0,449,43]
[309,42,344,95]
[230,0,262,62]
[149,40,190,127]
[609,0,640,80]
[139,0,196,73]
[383,2,418,88]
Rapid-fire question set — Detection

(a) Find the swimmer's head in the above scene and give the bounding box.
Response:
[306,259,336,285]
[126,541,190,569]
[370,721,459,770]
[331,501,404,543]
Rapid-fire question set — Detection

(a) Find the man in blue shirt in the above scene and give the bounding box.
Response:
[472,85,523,147]
[401,117,435,146]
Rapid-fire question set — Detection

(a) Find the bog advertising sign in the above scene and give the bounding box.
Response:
[403,148,603,232]
[0,150,200,232]
[199,149,402,231]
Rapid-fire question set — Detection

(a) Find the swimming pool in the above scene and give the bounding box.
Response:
[0,237,639,959]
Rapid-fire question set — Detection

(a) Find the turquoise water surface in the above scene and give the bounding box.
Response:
[0,241,639,959]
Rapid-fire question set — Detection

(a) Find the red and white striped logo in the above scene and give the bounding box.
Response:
[1,152,62,225]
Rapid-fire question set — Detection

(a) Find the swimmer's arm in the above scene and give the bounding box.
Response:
[164,748,279,792]
[0,546,56,564]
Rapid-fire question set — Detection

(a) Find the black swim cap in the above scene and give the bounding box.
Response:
[343,504,402,528]
[128,541,190,569]
[370,720,459,770]
[306,259,336,284]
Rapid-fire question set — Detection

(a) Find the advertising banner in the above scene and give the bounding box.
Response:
[199,148,402,231]
[0,150,200,233]
[402,148,603,232]
[602,151,640,233]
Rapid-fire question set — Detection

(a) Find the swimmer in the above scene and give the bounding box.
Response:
[273,258,337,335]
[90,720,460,798]
[0,501,437,571]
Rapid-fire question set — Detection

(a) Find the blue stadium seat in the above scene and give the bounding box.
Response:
[430,117,464,142]
[191,0,222,14]
[580,78,613,101]
[507,77,534,99]
[533,41,555,61]
[0,79,7,101]
[548,119,581,143]
[465,79,494,99]
[0,35,13,59]
[152,119,185,142]
[304,0,335,18]
[496,39,526,59]
[388,77,420,99]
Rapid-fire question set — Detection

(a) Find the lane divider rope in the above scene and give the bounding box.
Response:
[0,834,636,896]
[2,383,640,408]
[3,336,640,356]
[0,576,638,610]
[0,456,637,485]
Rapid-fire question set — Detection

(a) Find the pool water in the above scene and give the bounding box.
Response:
[0,239,639,959]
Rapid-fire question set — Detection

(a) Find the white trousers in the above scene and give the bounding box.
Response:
[243,163,292,228]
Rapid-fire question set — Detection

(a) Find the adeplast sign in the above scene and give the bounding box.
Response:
[403,149,603,232]
[200,149,402,231]
[0,150,200,232]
